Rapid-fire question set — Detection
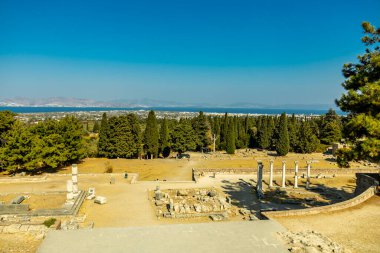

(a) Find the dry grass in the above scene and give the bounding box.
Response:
[0,194,66,210]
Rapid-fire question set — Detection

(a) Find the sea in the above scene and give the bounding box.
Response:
[0,107,345,116]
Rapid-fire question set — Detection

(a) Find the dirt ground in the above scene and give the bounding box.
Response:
[0,234,42,253]
[0,150,379,253]
[0,194,66,210]
[275,195,380,253]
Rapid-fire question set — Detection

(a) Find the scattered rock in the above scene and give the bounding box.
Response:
[177,190,188,196]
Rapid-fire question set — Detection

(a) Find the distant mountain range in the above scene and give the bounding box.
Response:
[0,97,336,110]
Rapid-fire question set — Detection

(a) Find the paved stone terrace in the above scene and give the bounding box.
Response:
[37,221,288,253]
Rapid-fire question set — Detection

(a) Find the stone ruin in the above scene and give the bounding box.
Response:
[152,186,235,220]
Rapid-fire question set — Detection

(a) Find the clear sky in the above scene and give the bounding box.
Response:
[1,0,379,106]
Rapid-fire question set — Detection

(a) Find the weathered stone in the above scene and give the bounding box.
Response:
[210,214,223,221]
[35,233,45,240]
[28,225,46,232]
[94,196,107,205]
[194,204,202,213]
[199,190,207,196]
[201,205,209,212]
[184,204,191,213]
[3,224,21,233]
[19,225,30,232]
[173,203,180,212]
[177,190,188,196]
[208,191,217,197]
[155,190,163,200]
[11,196,25,204]
[155,200,164,206]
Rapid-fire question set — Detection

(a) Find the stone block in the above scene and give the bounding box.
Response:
[19,225,30,232]
[94,196,107,205]
[11,196,25,204]
[3,224,21,233]
[177,190,188,196]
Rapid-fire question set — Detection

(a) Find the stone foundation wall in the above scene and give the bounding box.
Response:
[0,204,29,213]
[261,186,376,218]
[261,172,379,219]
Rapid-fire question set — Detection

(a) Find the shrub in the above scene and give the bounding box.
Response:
[336,148,355,168]
[104,161,113,173]
[43,218,56,228]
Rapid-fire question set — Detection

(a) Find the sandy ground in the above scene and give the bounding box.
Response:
[275,195,380,253]
[0,150,378,253]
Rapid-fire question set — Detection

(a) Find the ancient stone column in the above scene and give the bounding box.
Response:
[306,161,311,189]
[281,161,286,188]
[294,161,299,188]
[257,161,263,192]
[72,164,78,195]
[269,160,274,188]
[66,180,73,200]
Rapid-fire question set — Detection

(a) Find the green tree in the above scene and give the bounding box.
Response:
[335,22,380,165]
[144,110,159,158]
[225,120,235,154]
[276,113,290,156]
[288,114,298,152]
[98,113,109,157]
[258,116,270,149]
[320,109,342,144]
[297,120,320,153]
[160,117,170,157]
[171,119,197,153]
[92,121,100,133]
[192,111,212,151]
[0,110,16,139]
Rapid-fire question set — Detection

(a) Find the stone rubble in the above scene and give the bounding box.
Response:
[280,230,350,253]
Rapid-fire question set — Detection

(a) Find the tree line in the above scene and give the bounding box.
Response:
[97,109,343,159]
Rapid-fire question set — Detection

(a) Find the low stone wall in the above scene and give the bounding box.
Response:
[0,175,48,183]
[355,173,380,195]
[0,204,29,213]
[261,184,377,218]
[193,168,379,182]
[0,190,85,216]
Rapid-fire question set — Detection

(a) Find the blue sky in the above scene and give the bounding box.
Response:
[1,0,379,106]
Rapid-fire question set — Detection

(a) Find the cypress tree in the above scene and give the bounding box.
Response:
[288,114,298,152]
[144,110,159,158]
[92,121,100,133]
[297,119,320,153]
[221,113,228,149]
[98,113,108,157]
[267,116,275,149]
[276,113,290,156]
[258,116,270,149]
[225,120,236,154]
[171,119,197,153]
[160,117,170,158]
[320,109,342,144]
[192,111,212,151]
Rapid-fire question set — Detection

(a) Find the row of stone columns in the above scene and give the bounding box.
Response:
[256,160,312,190]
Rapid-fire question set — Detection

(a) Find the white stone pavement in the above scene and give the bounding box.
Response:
[38,221,288,253]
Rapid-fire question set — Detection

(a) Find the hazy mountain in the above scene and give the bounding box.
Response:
[0,97,336,110]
